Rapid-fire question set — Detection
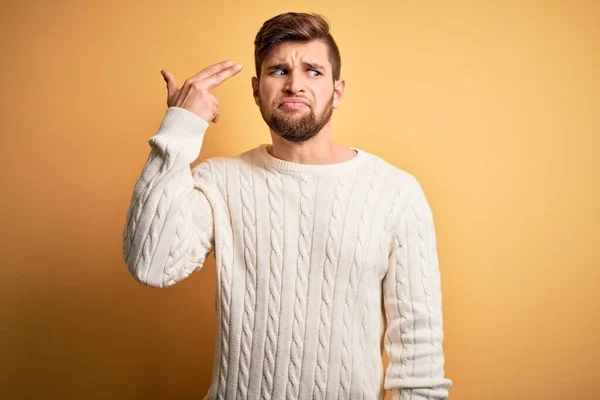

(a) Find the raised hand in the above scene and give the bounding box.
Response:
[160,60,243,123]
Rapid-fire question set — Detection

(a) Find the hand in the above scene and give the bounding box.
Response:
[160,60,243,123]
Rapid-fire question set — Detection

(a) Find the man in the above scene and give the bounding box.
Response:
[122,12,452,400]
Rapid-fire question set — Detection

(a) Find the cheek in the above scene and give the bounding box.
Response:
[314,86,334,107]
[258,85,277,104]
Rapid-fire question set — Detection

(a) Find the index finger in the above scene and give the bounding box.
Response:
[205,63,243,89]
[192,59,235,81]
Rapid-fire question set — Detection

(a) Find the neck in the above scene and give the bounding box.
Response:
[268,123,356,165]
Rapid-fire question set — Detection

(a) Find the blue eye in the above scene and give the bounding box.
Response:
[309,70,321,77]
[272,69,287,75]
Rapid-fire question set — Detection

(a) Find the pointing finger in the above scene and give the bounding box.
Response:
[192,59,235,81]
[205,63,243,90]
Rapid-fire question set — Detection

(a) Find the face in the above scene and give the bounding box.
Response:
[252,40,345,143]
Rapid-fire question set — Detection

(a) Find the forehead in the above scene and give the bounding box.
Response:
[264,40,330,68]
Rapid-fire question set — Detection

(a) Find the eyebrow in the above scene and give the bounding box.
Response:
[265,61,326,72]
[265,63,287,72]
[304,62,325,71]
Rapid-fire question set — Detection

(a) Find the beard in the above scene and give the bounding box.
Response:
[258,94,334,143]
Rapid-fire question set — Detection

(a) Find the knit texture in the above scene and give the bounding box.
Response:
[122,107,453,400]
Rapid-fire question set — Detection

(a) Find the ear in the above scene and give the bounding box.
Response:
[333,78,345,109]
[252,76,259,106]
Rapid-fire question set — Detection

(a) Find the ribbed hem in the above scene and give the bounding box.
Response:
[255,143,368,175]
[148,107,210,164]
[157,106,209,139]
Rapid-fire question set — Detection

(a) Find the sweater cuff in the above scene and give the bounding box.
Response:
[156,106,209,138]
[391,389,423,400]
[149,106,210,164]
[391,388,448,400]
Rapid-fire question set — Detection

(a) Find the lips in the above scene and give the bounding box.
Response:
[280,98,309,108]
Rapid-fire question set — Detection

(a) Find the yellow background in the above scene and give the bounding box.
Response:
[1,1,598,399]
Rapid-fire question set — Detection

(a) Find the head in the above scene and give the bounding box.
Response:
[252,12,345,143]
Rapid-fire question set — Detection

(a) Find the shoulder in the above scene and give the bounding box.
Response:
[359,151,438,234]
[203,146,261,171]
[190,146,263,183]
[359,149,425,197]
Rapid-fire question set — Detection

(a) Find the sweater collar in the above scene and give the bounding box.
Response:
[255,144,368,175]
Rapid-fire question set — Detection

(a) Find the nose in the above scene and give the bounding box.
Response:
[283,69,304,94]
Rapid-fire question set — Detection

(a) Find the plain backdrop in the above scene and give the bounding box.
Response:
[1,1,598,399]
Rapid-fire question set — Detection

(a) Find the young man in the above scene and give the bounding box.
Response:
[123,12,452,400]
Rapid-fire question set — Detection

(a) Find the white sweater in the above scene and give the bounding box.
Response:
[122,107,452,400]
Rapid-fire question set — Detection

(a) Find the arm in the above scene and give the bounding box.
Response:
[383,179,453,399]
[122,106,215,288]
[122,60,242,288]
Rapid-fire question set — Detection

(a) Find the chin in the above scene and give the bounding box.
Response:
[277,132,318,144]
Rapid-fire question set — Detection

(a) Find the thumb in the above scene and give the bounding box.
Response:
[161,69,177,97]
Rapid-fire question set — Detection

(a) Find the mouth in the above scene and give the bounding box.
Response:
[279,98,309,109]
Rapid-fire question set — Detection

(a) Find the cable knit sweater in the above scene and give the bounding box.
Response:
[122,107,452,400]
